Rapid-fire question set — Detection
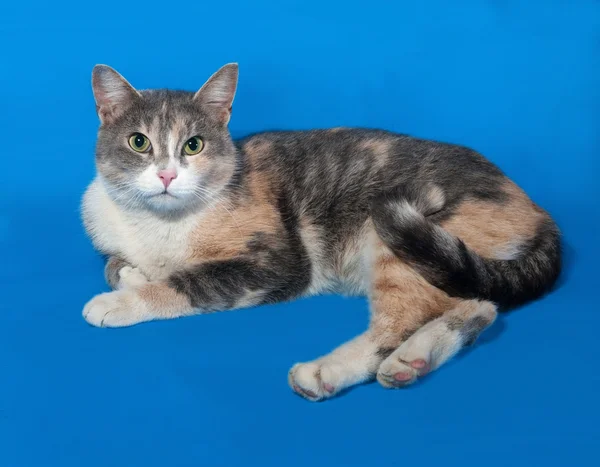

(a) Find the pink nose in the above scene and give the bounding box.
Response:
[158,169,177,189]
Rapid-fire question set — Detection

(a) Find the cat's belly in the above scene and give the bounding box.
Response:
[82,178,196,281]
[299,219,373,298]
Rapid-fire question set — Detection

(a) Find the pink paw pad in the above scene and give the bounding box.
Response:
[323,383,335,393]
[393,371,414,382]
[410,359,430,374]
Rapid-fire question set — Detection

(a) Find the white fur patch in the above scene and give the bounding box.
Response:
[289,333,380,401]
[494,241,523,260]
[83,290,151,328]
[424,184,446,213]
[298,222,337,296]
[118,266,149,289]
[392,200,422,224]
[82,178,199,281]
[167,130,178,160]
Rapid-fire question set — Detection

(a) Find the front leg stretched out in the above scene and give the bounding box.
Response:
[83,253,308,328]
[82,281,189,327]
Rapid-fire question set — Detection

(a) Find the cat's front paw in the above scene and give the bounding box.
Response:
[83,290,151,328]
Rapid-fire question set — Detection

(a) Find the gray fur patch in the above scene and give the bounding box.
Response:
[104,256,130,289]
[460,315,493,346]
[375,347,396,359]
[446,316,465,331]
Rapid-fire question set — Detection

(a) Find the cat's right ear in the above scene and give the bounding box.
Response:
[92,65,141,124]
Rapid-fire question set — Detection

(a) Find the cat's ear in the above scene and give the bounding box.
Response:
[92,65,141,124]
[193,63,238,125]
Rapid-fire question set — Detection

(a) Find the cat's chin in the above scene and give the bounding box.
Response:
[142,192,203,215]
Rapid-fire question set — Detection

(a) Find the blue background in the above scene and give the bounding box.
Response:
[1,1,599,466]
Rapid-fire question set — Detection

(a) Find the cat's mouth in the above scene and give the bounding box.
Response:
[145,191,184,210]
[153,191,178,198]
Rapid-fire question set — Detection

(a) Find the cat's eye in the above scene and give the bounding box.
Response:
[128,133,151,153]
[183,136,204,156]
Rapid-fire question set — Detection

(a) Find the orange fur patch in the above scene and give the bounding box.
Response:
[243,138,276,171]
[138,282,193,317]
[357,139,391,167]
[369,238,457,345]
[441,180,546,258]
[186,169,280,262]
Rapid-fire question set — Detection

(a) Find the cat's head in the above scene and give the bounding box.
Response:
[91,63,239,214]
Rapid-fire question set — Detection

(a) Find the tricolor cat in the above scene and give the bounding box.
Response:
[82,63,561,401]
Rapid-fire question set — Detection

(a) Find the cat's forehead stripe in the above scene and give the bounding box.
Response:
[137,108,195,165]
[167,130,177,160]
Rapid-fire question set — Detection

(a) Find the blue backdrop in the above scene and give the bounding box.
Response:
[1,1,598,466]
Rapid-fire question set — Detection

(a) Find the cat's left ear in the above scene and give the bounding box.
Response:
[92,65,141,124]
[194,63,238,125]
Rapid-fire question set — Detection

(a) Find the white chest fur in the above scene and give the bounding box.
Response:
[82,178,198,281]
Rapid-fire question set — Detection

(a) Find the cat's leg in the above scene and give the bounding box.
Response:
[289,241,455,401]
[104,256,149,290]
[83,252,310,327]
[288,331,388,401]
[377,299,497,388]
[83,281,195,327]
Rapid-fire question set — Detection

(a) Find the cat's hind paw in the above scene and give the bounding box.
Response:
[376,327,436,388]
[377,356,430,388]
[288,362,341,402]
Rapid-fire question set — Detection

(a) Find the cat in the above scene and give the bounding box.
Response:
[81,63,561,401]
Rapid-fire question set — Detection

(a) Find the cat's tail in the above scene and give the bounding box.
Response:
[370,184,562,309]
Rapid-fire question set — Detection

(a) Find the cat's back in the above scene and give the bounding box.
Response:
[237,128,403,203]
[237,128,399,170]
[237,128,506,208]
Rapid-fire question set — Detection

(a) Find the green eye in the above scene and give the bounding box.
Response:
[128,133,151,152]
[183,136,204,155]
